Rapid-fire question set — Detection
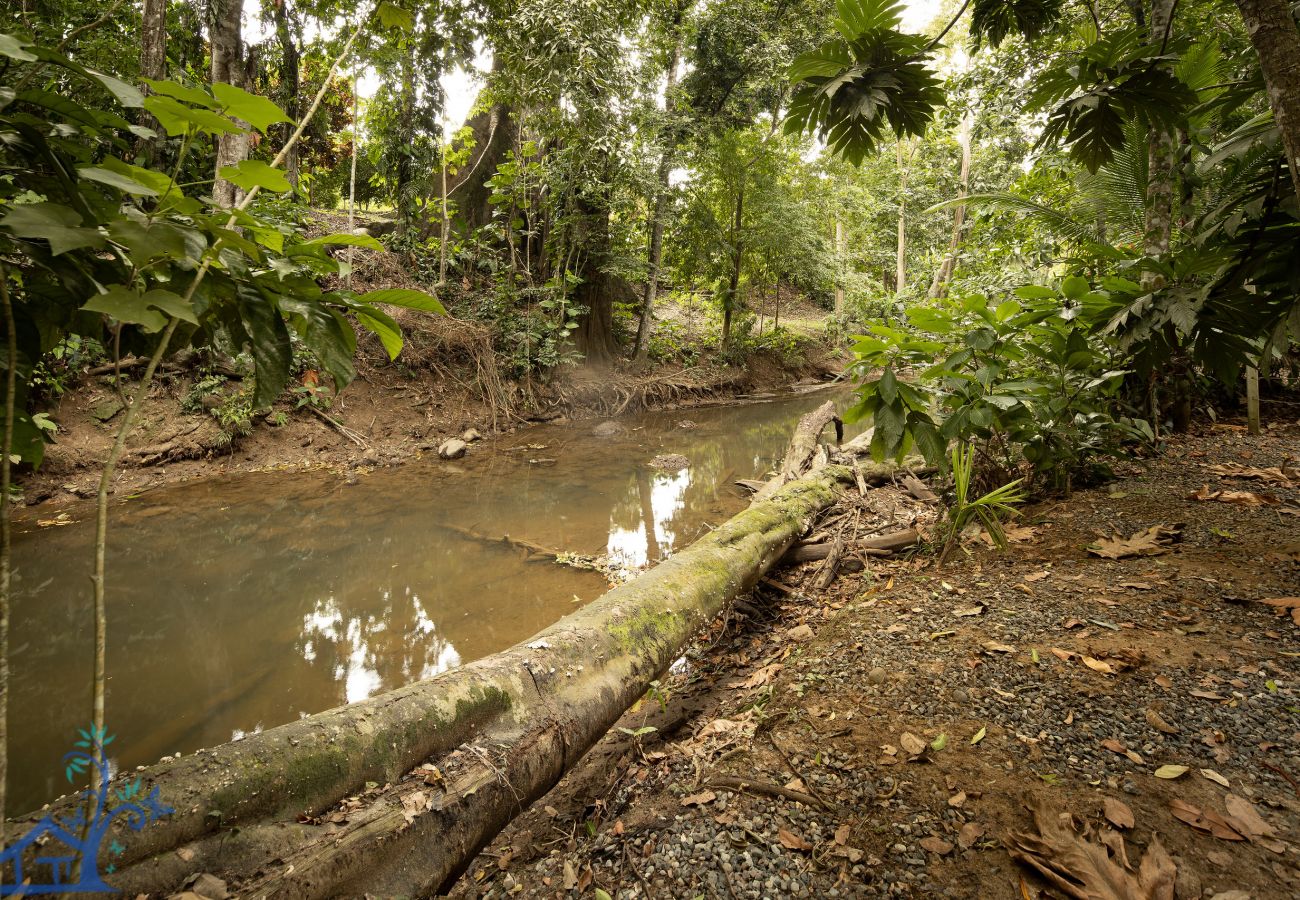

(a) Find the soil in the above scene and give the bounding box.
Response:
[450,410,1300,899]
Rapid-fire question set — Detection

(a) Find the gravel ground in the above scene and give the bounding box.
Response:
[452,418,1300,900]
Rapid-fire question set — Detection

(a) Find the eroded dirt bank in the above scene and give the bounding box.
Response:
[21,333,839,510]
[451,417,1300,899]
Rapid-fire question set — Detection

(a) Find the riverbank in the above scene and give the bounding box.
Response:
[19,316,841,510]
[450,418,1300,898]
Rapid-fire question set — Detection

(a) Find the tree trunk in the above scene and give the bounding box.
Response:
[9,465,860,898]
[395,54,416,236]
[573,181,618,362]
[928,113,972,299]
[633,28,684,360]
[1246,365,1261,434]
[723,179,746,345]
[895,141,910,296]
[1141,0,1177,288]
[270,0,301,191]
[136,0,167,162]
[834,218,845,315]
[210,0,249,208]
[1233,0,1300,205]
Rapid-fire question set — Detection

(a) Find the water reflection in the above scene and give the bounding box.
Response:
[9,386,853,812]
[607,467,692,569]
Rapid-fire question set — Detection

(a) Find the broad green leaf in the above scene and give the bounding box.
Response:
[1061,275,1089,300]
[376,2,416,31]
[85,69,145,108]
[236,294,293,407]
[1014,284,1056,301]
[211,82,291,132]
[356,307,404,360]
[145,95,244,136]
[360,289,447,315]
[0,202,104,255]
[141,289,198,324]
[82,285,167,332]
[78,165,159,196]
[219,159,292,193]
[108,218,201,264]
[142,78,215,108]
[994,300,1021,322]
[301,232,386,252]
[930,733,948,752]
[877,367,898,405]
[0,34,37,61]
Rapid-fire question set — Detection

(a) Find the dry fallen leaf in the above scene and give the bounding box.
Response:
[953,604,986,617]
[1087,524,1182,560]
[1206,462,1296,486]
[958,822,986,850]
[1024,570,1050,583]
[777,827,813,852]
[1199,769,1230,788]
[1083,656,1116,675]
[741,663,783,689]
[1104,798,1135,830]
[1223,794,1276,840]
[834,823,851,846]
[1144,707,1179,735]
[1154,765,1189,780]
[920,836,954,856]
[983,640,1016,653]
[1170,798,1246,841]
[1051,648,1078,662]
[1006,797,1176,899]
[1188,484,1280,506]
[900,732,928,757]
[681,790,717,807]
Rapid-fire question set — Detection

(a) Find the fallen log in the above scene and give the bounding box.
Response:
[751,400,841,502]
[781,528,921,564]
[8,466,855,898]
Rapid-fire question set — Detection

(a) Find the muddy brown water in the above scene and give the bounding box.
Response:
[9,387,855,812]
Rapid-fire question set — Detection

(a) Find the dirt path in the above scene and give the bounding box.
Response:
[452,420,1300,898]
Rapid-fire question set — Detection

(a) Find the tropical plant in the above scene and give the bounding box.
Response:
[938,440,1026,564]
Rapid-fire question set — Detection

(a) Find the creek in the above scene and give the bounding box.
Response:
[9,385,853,812]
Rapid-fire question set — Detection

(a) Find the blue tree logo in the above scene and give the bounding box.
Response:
[1,726,171,894]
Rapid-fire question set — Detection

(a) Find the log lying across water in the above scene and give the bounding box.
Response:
[9,465,864,898]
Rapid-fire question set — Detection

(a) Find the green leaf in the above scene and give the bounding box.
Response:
[141,289,199,324]
[376,2,416,31]
[1,202,104,255]
[0,34,38,62]
[145,95,244,136]
[877,367,898,405]
[359,289,447,315]
[1014,285,1056,301]
[82,285,167,332]
[237,294,293,407]
[356,307,404,360]
[1061,275,1089,300]
[300,232,386,252]
[930,733,948,752]
[86,69,144,108]
[211,82,291,132]
[78,165,159,196]
[970,726,986,745]
[108,218,200,264]
[142,78,215,108]
[219,159,292,193]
